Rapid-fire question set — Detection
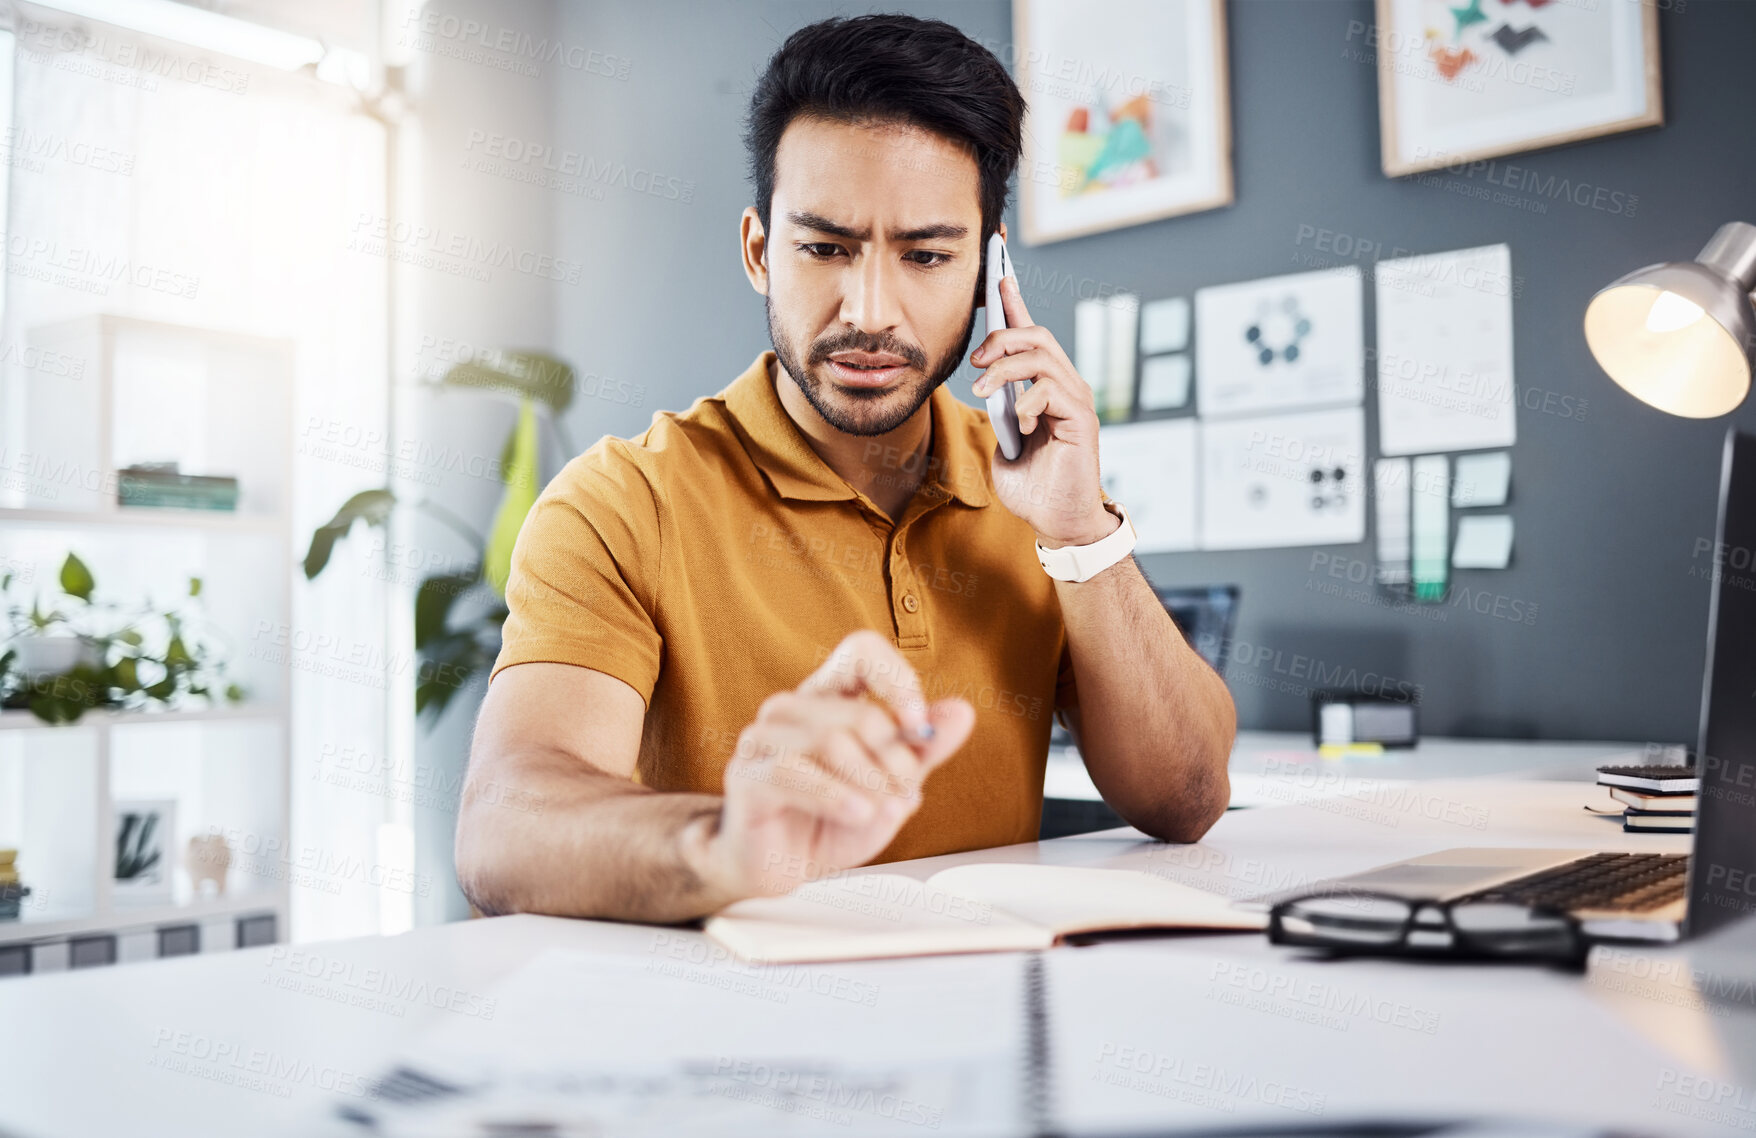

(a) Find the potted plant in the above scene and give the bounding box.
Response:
[302,350,575,726]
[0,554,244,724]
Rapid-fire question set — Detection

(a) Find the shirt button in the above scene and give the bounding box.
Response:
[901,593,920,613]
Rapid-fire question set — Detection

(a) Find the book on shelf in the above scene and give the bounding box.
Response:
[117,464,239,512]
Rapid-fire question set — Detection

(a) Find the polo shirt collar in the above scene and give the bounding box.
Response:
[724,352,991,509]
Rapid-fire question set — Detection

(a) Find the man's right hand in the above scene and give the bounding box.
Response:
[705,630,975,898]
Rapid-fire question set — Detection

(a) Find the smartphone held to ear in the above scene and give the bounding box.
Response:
[983,232,1026,461]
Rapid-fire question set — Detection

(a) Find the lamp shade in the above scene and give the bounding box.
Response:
[1584,221,1756,419]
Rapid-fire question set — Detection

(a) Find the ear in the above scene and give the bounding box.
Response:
[741,207,769,296]
[997,220,1008,244]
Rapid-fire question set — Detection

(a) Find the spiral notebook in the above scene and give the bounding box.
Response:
[319,947,1046,1136]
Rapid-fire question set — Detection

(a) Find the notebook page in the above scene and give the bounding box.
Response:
[704,872,1053,964]
[311,947,1033,1137]
[926,864,1267,937]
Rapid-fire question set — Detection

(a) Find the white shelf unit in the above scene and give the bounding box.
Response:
[0,315,293,973]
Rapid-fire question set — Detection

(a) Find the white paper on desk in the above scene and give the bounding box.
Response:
[320,949,1029,1137]
[1195,265,1363,419]
[1199,408,1366,550]
[1453,514,1514,569]
[1376,244,1516,456]
[1099,418,1197,552]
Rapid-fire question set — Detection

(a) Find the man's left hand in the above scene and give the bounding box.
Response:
[970,275,1119,550]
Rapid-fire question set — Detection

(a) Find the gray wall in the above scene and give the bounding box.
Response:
[551,0,1756,744]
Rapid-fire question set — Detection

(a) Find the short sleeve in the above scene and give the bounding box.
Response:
[492,440,664,702]
[1054,634,1079,712]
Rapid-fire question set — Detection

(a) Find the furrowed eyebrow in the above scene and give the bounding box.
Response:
[786,211,969,244]
[890,222,968,242]
[787,210,869,241]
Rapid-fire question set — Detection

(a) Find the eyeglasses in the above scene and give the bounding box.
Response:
[1268,890,1586,964]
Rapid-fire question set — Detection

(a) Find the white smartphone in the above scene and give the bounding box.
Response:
[983,232,1026,461]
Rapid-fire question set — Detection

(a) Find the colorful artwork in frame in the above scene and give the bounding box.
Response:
[1375,0,1662,176]
[1014,0,1233,245]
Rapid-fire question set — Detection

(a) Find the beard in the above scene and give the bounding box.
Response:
[766,295,977,437]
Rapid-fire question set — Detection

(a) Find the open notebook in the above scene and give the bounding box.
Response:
[705,863,1265,964]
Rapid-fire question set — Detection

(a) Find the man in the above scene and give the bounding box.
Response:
[455,14,1235,924]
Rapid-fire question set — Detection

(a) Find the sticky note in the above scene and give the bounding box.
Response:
[1452,451,1511,508]
[1453,514,1514,569]
[1139,296,1191,354]
[1138,354,1192,411]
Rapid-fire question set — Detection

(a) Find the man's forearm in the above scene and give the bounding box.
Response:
[455,747,736,924]
[1056,556,1236,842]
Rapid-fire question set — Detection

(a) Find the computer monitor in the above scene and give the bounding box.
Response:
[1685,429,1756,939]
[1154,584,1240,678]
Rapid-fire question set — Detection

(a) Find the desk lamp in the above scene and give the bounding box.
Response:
[1584,221,1756,417]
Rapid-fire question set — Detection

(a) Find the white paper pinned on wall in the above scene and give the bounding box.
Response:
[1098,418,1198,553]
[1073,298,1108,391]
[1104,294,1141,420]
[1453,514,1514,569]
[1376,244,1517,456]
[1412,454,1450,599]
[1195,265,1364,419]
[1198,407,1366,551]
[1374,457,1412,585]
[1140,296,1191,355]
[1452,450,1511,508]
[1139,354,1192,411]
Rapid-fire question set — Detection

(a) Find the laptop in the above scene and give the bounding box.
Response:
[1255,429,1756,945]
[1156,584,1240,677]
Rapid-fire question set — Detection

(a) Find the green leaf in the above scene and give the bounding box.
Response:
[415,570,480,650]
[59,553,94,601]
[28,693,82,724]
[224,683,245,703]
[440,351,575,416]
[303,489,397,580]
[414,631,492,722]
[118,629,143,648]
[484,400,540,597]
[188,577,202,597]
[164,636,192,669]
[112,656,140,692]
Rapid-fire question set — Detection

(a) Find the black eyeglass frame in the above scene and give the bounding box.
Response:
[1267,889,1588,966]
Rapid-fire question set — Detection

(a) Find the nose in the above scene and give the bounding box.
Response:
[838,249,903,335]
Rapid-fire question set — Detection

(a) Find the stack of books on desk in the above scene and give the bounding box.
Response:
[1597,763,1699,833]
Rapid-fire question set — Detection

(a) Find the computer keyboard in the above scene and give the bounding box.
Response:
[1465,852,1689,913]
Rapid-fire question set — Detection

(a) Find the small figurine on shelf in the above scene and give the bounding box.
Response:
[186,833,231,898]
[0,849,30,920]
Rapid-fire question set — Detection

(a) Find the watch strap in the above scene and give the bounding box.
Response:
[1035,503,1136,582]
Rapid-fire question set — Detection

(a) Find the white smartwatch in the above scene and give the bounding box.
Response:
[1035,503,1136,583]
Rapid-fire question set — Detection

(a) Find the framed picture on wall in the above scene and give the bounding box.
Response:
[1375,0,1662,177]
[1014,0,1233,245]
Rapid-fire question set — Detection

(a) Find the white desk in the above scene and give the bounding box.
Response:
[0,742,1741,1138]
[1046,729,1655,803]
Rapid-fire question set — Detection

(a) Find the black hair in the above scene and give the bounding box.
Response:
[744,13,1026,242]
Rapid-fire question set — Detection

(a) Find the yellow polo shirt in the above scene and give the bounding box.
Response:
[493,351,1076,862]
